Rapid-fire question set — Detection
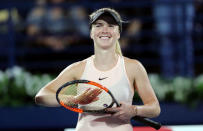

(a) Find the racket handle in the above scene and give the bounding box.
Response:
[132,116,161,130]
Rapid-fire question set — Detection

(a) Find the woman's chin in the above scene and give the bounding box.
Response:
[98,43,113,49]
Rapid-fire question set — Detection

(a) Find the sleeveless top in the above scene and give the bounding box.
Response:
[75,55,134,131]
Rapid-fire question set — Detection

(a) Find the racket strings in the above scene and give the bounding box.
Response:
[58,83,113,111]
[58,84,78,107]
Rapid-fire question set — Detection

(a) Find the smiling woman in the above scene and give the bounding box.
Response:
[90,18,120,52]
[89,8,122,56]
[35,7,160,131]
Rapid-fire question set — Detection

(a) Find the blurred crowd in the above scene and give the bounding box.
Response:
[0,0,203,78]
[0,0,143,51]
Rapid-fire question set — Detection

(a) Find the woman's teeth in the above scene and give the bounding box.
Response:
[100,36,110,40]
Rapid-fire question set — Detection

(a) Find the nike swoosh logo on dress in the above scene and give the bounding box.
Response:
[99,77,108,80]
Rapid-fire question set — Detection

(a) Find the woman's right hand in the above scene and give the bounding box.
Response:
[75,88,102,105]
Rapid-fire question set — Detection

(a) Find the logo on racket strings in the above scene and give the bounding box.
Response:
[103,104,108,107]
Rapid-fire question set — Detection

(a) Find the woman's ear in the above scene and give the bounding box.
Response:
[116,27,120,40]
[117,31,120,40]
[90,29,93,39]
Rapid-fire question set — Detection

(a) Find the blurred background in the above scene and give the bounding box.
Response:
[0,0,203,130]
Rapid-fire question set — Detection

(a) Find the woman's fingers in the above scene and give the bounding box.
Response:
[92,97,99,102]
[76,88,102,104]
[106,107,120,113]
[83,88,91,95]
[87,88,102,98]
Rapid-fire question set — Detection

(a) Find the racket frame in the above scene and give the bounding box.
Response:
[56,80,119,113]
[56,79,161,130]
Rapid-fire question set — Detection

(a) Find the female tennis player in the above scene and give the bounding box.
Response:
[35,7,160,131]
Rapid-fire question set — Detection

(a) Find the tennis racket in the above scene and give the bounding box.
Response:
[56,79,161,130]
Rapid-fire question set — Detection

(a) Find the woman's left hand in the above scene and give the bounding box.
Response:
[106,102,137,122]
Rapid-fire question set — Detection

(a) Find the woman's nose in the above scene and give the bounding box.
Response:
[102,26,109,32]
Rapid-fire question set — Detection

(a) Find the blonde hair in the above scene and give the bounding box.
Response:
[115,40,122,56]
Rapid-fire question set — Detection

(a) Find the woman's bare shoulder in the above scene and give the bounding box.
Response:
[68,59,87,71]
[124,56,148,79]
[58,58,88,80]
[123,57,143,69]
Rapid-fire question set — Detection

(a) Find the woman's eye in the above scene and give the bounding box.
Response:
[95,24,101,27]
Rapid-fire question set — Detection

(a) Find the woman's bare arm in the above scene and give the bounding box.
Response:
[35,61,86,107]
[132,60,160,118]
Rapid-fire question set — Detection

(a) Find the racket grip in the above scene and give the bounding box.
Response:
[132,116,161,130]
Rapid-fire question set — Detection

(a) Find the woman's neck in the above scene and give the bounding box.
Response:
[93,50,119,71]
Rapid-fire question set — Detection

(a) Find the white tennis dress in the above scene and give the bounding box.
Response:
[75,55,134,131]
